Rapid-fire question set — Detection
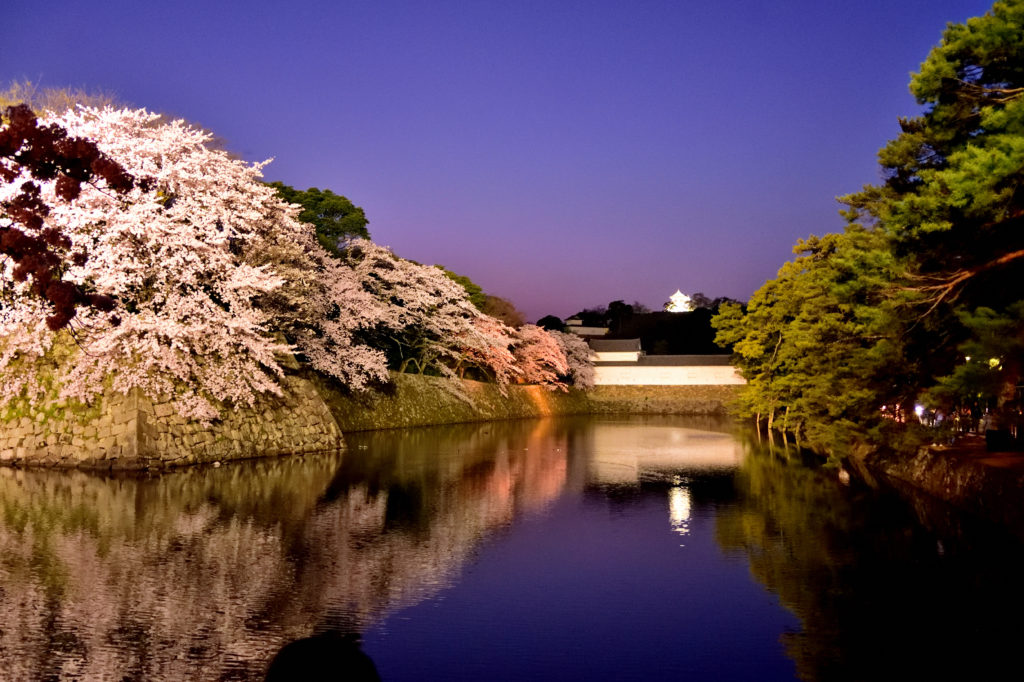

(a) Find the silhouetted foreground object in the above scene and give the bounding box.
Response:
[0,104,145,329]
[536,314,564,331]
[266,632,381,682]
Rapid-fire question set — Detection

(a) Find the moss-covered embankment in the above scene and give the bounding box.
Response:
[316,374,738,431]
[0,373,741,470]
[846,439,1024,532]
[0,376,344,471]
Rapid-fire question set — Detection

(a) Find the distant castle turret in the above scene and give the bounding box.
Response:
[664,290,693,313]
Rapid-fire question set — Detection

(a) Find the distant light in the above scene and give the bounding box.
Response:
[915,404,925,417]
[965,356,971,362]
[989,358,1001,369]
[665,290,694,313]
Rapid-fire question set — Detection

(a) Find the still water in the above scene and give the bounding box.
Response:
[1,416,1023,681]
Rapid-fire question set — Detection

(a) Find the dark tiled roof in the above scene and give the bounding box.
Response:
[588,338,642,352]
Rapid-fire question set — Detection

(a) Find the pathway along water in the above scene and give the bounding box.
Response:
[0,415,1021,680]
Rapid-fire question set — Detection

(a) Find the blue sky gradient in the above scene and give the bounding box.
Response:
[6,0,995,320]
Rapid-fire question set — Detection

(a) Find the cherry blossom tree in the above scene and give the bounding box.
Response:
[1,104,583,421]
[456,314,520,388]
[0,108,304,418]
[342,239,518,386]
[513,325,570,391]
[0,107,391,419]
[0,104,142,330]
[247,231,390,391]
[550,329,595,390]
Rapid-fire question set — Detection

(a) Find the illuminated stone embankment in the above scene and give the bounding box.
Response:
[0,372,741,469]
[0,376,344,470]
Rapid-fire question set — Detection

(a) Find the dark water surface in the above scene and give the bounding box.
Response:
[2,416,1023,681]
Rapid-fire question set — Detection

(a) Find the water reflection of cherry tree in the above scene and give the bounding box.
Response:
[0,420,572,681]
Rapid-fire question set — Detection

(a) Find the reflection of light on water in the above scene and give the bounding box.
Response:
[669,481,691,537]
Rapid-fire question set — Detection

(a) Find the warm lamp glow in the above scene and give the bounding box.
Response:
[669,483,691,536]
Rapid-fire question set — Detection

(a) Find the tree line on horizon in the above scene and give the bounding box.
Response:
[538,295,741,355]
[712,0,1024,455]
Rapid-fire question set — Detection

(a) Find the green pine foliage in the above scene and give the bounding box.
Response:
[714,0,1024,455]
[439,268,487,310]
[266,182,370,255]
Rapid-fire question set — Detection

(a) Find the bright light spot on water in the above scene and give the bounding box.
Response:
[669,485,691,536]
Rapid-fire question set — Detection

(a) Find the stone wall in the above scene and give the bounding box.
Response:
[0,375,344,470]
[317,374,741,431]
[1,372,742,469]
[587,384,741,416]
[315,372,594,432]
[847,442,1024,534]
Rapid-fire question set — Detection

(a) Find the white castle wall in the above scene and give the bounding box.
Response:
[592,351,642,363]
[593,364,745,386]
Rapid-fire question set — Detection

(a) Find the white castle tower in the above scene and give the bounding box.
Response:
[665,290,693,313]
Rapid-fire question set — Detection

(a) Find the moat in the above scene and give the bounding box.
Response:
[1,415,1022,680]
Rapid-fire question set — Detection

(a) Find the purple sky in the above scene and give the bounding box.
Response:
[6,0,995,321]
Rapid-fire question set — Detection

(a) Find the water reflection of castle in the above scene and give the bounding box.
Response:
[584,422,743,485]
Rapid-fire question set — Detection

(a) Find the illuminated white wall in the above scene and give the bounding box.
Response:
[593,364,745,385]
[586,422,743,484]
[592,350,642,363]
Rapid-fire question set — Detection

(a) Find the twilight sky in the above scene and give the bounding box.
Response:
[5,0,995,321]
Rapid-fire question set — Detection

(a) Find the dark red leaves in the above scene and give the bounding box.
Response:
[54,173,81,200]
[88,293,116,312]
[45,280,77,309]
[1,104,142,329]
[45,310,73,331]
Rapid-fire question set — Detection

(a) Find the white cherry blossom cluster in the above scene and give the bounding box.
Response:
[0,108,593,419]
[550,329,595,390]
[513,325,571,391]
[341,239,520,385]
[1,108,330,418]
